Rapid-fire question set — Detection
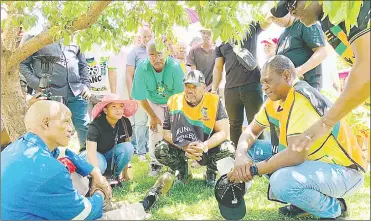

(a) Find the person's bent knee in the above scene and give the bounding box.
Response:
[97,152,108,174]
[219,140,236,155]
[116,142,135,158]
[270,167,301,202]
[154,140,171,164]
[79,150,107,174]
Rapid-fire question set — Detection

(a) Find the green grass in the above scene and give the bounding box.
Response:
[67,135,370,220]
[112,154,370,220]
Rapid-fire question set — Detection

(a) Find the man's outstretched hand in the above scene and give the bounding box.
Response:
[291,118,332,152]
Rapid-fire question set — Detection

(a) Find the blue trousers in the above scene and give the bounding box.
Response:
[132,107,148,156]
[248,140,364,218]
[80,142,134,177]
[66,89,89,149]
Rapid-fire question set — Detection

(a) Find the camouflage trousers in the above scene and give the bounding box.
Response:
[154,140,235,177]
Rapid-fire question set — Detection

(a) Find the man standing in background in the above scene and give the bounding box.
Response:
[189,36,203,49]
[175,41,190,73]
[261,37,278,61]
[19,23,91,150]
[187,28,216,91]
[212,20,271,146]
[269,8,328,91]
[126,26,153,161]
[131,40,185,177]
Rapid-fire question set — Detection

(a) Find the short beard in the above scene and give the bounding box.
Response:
[186,99,197,107]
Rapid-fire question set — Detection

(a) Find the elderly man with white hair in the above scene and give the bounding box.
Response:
[131,39,185,176]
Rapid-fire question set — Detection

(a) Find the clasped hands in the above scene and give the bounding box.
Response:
[183,141,207,161]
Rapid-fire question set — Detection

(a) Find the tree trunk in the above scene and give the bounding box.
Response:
[1,1,111,141]
[1,55,28,141]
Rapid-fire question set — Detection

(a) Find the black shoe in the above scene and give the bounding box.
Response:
[279,204,310,218]
[205,170,216,187]
[320,198,349,220]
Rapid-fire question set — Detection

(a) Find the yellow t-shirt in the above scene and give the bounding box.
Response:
[254,89,365,170]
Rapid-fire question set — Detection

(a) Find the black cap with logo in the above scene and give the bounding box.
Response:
[215,174,247,220]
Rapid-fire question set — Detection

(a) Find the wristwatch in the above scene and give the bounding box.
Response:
[249,163,259,177]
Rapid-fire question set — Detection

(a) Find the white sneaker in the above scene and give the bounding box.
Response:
[138,155,147,162]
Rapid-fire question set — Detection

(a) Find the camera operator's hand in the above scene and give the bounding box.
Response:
[81,86,91,100]
[26,92,47,107]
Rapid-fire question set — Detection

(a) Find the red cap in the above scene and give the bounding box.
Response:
[58,157,77,174]
[261,37,279,45]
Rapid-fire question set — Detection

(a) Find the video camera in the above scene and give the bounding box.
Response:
[34,54,65,104]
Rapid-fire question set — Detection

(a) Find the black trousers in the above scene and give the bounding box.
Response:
[224,83,264,145]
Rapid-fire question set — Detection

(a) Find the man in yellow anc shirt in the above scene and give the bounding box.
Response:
[155,70,235,187]
[227,55,366,219]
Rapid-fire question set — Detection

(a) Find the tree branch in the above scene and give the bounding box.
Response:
[6,1,111,71]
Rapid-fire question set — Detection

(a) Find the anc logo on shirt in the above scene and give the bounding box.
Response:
[87,57,109,92]
[198,107,210,121]
[324,25,355,66]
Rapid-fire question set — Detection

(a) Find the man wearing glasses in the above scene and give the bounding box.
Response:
[272,0,370,157]
[131,40,185,176]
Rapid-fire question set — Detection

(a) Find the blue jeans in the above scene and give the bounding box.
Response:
[66,89,89,150]
[133,107,148,156]
[80,142,134,177]
[248,140,364,218]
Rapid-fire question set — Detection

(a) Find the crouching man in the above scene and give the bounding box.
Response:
[227,55,366,220]
[155,70,235,187]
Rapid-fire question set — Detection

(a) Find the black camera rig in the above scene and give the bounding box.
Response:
[34,54,65,103]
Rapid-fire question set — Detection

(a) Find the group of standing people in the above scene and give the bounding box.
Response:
[1,0,370,220]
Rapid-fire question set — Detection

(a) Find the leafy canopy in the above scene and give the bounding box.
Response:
[1,1,366,54]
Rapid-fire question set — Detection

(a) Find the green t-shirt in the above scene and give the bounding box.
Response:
[131,57,185,104]
[276,20,326,87]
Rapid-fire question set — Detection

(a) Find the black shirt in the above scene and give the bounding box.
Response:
[215,23,262,89]
[276,20,326,87]
[163,97,228,147]
[320,0,370,67]
[86,114,133,154]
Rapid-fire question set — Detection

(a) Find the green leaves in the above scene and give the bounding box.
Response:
[320,1,364,34]
[1,0,366,53]
[344,1,363,34]
[63,31,70,46]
